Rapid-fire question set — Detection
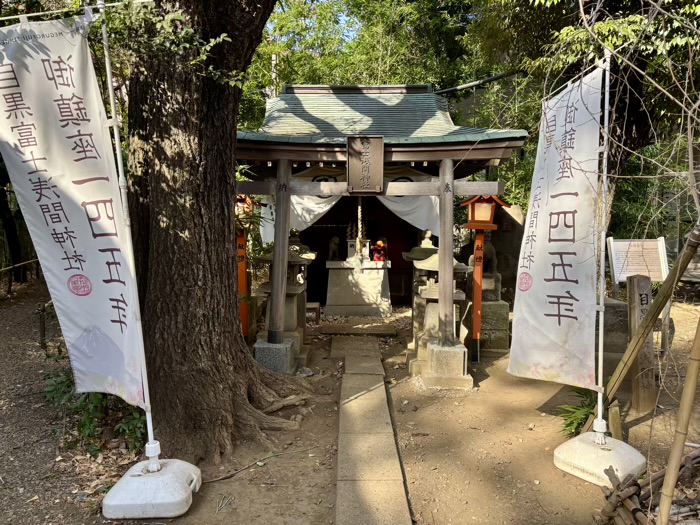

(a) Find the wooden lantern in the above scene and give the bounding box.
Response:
[461,195,509,231]
[460,195,510,362]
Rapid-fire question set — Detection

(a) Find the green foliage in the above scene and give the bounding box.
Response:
[43,363,146,452]
[104,1,244,88]
[558,386,597,436]
[114,409,147,449]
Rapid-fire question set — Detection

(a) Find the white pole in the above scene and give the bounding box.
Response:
[95,0,160,472]
[594,48,612,445]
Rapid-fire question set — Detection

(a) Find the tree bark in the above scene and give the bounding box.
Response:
[0,162,25,282]
[127,0,307,463]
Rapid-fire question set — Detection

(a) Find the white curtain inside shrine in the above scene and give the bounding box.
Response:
[259,166,441,244]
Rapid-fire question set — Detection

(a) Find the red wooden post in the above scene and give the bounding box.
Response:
[237,231,249,337]
[471,231,485,361]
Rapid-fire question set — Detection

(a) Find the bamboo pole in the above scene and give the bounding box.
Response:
[583,220,700,433]
[658,318,700,525]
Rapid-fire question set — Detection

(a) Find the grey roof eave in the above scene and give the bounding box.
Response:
[236,129,528,146]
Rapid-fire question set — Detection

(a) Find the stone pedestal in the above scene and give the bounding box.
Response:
[462,271,511,357]
[408,288,465,376]
[254,233,316,372]
[257,284,309,369]
[253,339,294,374]
[407,270,428,351]
[406,253,468,378]
[325,260,392,317]
[402,231,439,351]
[421,341,473,389]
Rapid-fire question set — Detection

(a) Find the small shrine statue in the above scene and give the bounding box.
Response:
[371,238,388,262]
[328,236,340,261]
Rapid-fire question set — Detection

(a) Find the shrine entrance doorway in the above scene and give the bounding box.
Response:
[299,196,421,306]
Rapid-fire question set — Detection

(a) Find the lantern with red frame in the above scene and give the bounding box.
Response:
[460,195,510,361]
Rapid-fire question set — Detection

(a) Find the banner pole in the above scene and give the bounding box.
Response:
[95,0,160,472]
[593,48,612,444]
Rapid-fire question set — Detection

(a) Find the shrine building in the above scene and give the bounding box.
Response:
[236,84,527,384]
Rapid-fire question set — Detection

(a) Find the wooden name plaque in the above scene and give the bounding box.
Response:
[347,136,384,193]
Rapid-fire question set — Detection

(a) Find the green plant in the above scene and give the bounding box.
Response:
[115,409,147,450]
[558,386,597,436]
[43,365,146,452]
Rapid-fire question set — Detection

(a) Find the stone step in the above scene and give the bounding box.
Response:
[321,323,397,337]
[344,355,384,376]
[331,336,381,358]
[337,433,403,481]
[339,397,393,434]
[340,375,386,402]
[336,481,412,525]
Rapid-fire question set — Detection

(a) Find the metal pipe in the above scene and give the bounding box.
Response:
[96,0,159,471]
[434,72,519,95]
[593,48,612,444]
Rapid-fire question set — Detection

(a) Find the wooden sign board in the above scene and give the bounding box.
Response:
[347,136,384,193]
[607,237,669,283]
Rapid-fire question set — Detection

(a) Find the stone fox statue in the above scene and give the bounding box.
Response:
[328,236,340,261]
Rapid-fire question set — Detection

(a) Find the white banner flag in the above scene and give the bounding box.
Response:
[0,17,145,407]
[508,68,603,390]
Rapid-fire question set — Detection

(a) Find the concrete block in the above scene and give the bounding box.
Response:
[481,329,509,349]
[427,341,468,378]
[295,345,310,368]
[341,375,386,402]
[254,339,294,374]
[337,433,403,481]
[339,398,393,434]
[481,300,510,331]
[467,272,502,302]
[336,480,412,525]
[416,333,438,362]
[258,328,303,356]
[344,355,385,376]
[331,336,380,358]
[326,264,392,318]
[264,294,301,332]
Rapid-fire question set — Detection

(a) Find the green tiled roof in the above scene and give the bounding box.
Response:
[237,86,527,145]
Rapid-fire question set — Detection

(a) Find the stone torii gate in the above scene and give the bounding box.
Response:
[236,84,527,386]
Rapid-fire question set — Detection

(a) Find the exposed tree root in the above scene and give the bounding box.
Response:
[262,394,312,414]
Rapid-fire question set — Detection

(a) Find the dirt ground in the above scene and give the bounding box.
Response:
[1,280,700,525]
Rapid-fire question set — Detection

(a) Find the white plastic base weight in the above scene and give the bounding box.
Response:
[102,459,201,519]
[553,432,646,487]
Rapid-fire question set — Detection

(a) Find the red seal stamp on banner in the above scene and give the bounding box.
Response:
[518,272,533,292]
[68,274,92,296]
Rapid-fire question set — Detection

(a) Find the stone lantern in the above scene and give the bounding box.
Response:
[254,231,316,373]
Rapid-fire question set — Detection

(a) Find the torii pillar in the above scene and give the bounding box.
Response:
[423,158,473,389]
[253,160,296,373]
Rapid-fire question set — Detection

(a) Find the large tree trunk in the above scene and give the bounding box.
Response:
[0,162,25,283]
[128,0,306,463]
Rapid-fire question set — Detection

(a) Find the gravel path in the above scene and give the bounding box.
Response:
[0,282,96,525]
